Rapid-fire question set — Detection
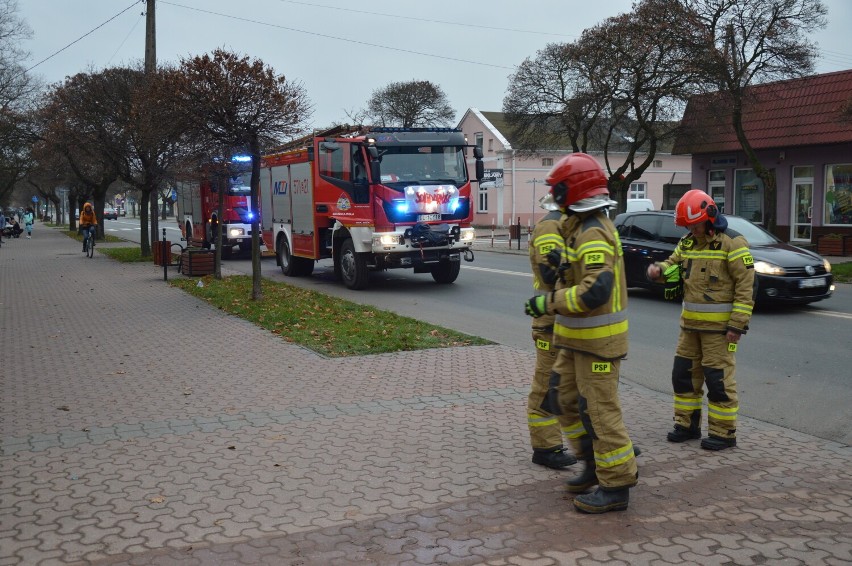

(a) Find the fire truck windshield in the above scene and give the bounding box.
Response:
[378,146,467,188]
[228,173,251,195]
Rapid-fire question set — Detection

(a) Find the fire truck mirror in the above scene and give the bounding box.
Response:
[367,146,379,159]
[475,160,485,183]
[473,146,483,160]
[370,162,380,184]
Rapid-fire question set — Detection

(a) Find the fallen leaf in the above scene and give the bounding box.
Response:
[150,496,165,504]
[57,406,70,411]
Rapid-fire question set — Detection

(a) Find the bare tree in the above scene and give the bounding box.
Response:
[682,0,828,233]
[169,48,312,298]
[503,0,700,210]
[365,80,455,128]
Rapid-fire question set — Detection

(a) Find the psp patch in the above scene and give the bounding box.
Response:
[742,255,754,267]
[536,338,551,351]
[592,361,611,373]
[584,252,605,266]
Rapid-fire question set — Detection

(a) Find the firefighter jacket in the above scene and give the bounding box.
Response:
[548,211,628,360]
[655,227,755,334]
[529,210,567,332]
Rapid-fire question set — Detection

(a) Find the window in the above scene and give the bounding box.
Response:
[708,170,726,213]
[626,214,659,241]
[734,169,764,223]
[542,157,553,167]
[475,133,483,154]
[825,163,852,226]
[478,185,488,213]
[628,182,647,199]
[488,138,494,152]
[652,160,663,168]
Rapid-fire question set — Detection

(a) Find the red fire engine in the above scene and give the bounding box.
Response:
[174,156,257,257]
[260,126,484,289]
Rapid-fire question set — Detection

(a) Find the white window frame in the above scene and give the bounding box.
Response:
[628,182,647,199]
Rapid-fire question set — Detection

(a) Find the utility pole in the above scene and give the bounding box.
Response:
[145,0,158,250]
[145,0,156,74]
[527,178,543,225]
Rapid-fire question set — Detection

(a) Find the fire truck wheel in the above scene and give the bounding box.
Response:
[431,259,461,284]
[278,236,296,276]
[339,238,369,290]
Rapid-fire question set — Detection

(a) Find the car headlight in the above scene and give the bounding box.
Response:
[823,258,832,273]
[753,260,785,276]
[228,228,245,237]
[460,228,475,242]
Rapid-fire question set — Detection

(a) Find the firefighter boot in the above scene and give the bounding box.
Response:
[532,448,577,469]
[565,438,596,493]
[667,411,701,443]
[701,435,737,451]
[573,486,630,514]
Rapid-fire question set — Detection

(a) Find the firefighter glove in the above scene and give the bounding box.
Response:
[524,295,549,318]
[545,248,563,267]
[663,264,684,301]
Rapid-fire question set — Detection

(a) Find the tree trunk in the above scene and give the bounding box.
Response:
[250,139,262,301]
[139,191,151,256]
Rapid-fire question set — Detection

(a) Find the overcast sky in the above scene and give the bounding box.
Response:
[18,0,852,130]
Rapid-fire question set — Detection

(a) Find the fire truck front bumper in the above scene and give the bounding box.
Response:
[369,225,475,270]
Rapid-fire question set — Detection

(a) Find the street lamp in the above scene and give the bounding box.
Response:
[526,178,543,225]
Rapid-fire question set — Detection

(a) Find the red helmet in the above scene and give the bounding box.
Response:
[545,153,609,209]
[675,189,718,227]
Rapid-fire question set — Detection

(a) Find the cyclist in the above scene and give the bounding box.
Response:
[79,202,98,251]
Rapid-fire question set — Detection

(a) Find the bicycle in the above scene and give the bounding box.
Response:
[82,226,95,258]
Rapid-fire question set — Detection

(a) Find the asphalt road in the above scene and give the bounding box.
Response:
[107,218,852,445]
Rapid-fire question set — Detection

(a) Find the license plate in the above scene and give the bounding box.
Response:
[800,277,826,288]
[418,214,441,222]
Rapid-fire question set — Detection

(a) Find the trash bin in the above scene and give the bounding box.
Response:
[509,224,520,239]
[153,240,171,266]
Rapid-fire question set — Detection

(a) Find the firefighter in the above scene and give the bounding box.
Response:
[647,189,755,451]
[524,153,638,514]
[526,194,576,470]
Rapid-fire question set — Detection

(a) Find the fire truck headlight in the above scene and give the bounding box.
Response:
[228,227,245,237]
[460,228,475,242]
[375,234,402,246]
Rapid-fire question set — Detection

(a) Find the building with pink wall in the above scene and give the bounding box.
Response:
[457,108,692,228]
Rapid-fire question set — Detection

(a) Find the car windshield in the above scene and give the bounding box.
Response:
[725,216,780,245]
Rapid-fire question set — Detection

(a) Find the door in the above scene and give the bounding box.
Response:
[791,166,814,242]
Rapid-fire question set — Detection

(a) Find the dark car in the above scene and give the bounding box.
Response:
[614,211,834,305]
[103,206,118,220]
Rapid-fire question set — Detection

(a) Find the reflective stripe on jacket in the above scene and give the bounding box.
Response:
[658,230,755,332]
[551,212,628,359]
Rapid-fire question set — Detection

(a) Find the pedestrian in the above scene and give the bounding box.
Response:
[23,208,34,239]
[524,153,637,514]
[525,194,576,470]
[0,212,5,246]
[646,189,755,451]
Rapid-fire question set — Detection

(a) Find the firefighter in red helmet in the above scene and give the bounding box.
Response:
[524,153,638,514]
[647,189,755,450]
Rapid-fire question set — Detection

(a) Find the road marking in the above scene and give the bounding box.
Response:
[809,310,852,320]
[462,265,531,277]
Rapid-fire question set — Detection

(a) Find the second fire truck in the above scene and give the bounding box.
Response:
[259,126,484,289]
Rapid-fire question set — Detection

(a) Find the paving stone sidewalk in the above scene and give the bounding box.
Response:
[1,227,850,566]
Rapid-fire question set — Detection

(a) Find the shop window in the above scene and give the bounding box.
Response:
[542,157,553,167]
[735,169,764,223]
[652,160,662,168]
[825,163,852,226]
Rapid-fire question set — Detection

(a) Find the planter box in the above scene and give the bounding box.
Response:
[816,235,852,256]
[180,249,214,276]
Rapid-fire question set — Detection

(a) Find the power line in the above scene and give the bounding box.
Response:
[107,12,145,66]
[22,0,141,76]
[159,1,515,70]
[277,0,573,38]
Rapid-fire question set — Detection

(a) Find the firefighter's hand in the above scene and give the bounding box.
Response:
[545,248,562,267]
[524,295,549,318]
[726,329,742,343]
[646,263,662,280]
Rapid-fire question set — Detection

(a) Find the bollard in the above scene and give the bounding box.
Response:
[162,228,168,281]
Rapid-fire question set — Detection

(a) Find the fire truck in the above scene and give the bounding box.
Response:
[260,126,484,289]
[174,155,257,256]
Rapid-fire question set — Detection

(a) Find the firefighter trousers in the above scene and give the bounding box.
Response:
[528,327,572,451]
[672,330,738,440]
[550,348,638,489]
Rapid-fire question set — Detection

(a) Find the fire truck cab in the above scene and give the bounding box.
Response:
[261,127,484,289]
